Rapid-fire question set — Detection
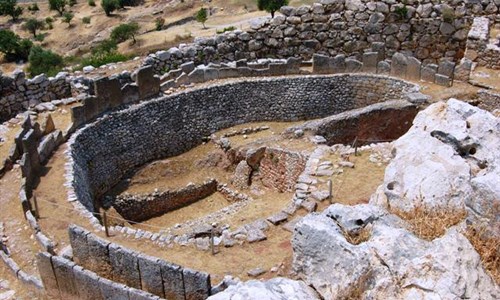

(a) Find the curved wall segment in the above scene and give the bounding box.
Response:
[68,74,417,213]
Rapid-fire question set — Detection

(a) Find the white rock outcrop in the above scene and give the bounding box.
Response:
[371,99,500,236]
[292,204,499,299]
[208,277,319,300]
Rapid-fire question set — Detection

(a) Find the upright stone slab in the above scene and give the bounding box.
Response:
[159,261,185,300]
[121,83,140,104]
[286,57,302,74]
[52,256,79,299]
[454,58,473,81]
[312,54,332,74]
[36,252,61,299]
[371,42,385,62]
[331,54,346,73]
[362,52,378,73]
[390,53,408,79]
[421,64,438,83]
[188,69,206,83]
[71,105,86,129]
[269,63,287,76]
[377,61,391,75]
[435,74,452,87]
[129,288,161,300]
[137,254,164,298]
[109,243,141,289]
[406,56,422,81]
[94,76,122,112]
[183,268,211,300]
[204,68,220,81]
[73,265,104,300]
[99,277,129,300]
[83,96,99,121]
[218,68,239,79]
[136,66,160,100]
[180,61,195,74]
[68,225,90,266]
[345,59,363,73]
[437,59,456,78]
[86,233,112,277]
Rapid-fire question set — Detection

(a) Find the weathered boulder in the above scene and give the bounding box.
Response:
[292,204,499,299]
[208,277,319,300]
[370,99,500,237]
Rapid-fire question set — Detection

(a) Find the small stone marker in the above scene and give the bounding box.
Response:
[267,212,289,225]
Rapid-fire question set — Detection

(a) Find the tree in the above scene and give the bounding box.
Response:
[0,29,33,61]
[257,0,288,18]
[0,0,23,21]
[49,0,67,16]
[195,7,207,29]
[28,46,64,76]
[62,11,73,26]
[101,0,118,16]
[22,18,44,38]
[110,22,139,44]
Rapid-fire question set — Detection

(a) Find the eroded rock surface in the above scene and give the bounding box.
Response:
[292,204,499,299]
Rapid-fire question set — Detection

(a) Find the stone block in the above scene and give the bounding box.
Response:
[435,74,452,87]
[312,54,332,74]
[183,268,211,300]
[160,79,176,92]
[83,96,99,121]
[188,69,206,83]
[345,59,363,73]
[286,57,302,74]
[137,254,164,298]
[454,58,473,81]
[99,277,129,300]
[94,77,122,112]
[437,59,456,78]
[52,255,79,299]
[218,68,240,79]
[70,105,86,128]
[406,56,422,81]
[331,54,346,73]
[362,52,378,73]
[390,53,408,79]
[121,83,140,104]
[36,252,60,299]
[129,288,161,300]
[371,42,385,61]
[68,225,90,266]
[109,243,141,289]
[235,59,247,67]
[73,265,104,300]
[406,92,430,104]
[159,261,185,300]
[86,233,112,277]
[204,68,220,81]
[421,64,438,83]
[377,61,391,75]
[180,61,195,74]
[269,63,287,76]
[136,65,160,100]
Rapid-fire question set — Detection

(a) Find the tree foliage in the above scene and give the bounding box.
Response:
[101,0,119,16]
[0,29,33,61]
[28,46,64,76]
[62,11,73,26]
[22,18,44,38]
[110,22,139,44]
[257,0,288,18]
[195,7,207,29]
[0,0,23,21]
[49,0,67,16]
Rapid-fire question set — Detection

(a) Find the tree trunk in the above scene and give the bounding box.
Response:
[271,10,275,18]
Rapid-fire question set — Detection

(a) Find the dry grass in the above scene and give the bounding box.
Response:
[464,225,500,284]
[391,206,467,241]
[342,225,372,245]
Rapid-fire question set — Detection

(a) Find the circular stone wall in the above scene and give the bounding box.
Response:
[68,74,417,213]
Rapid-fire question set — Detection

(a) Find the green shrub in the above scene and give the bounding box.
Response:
[442,7,456,23]
[22,18,44,38]
[0,29,33,61]
[91,38,117,55]
[28,46,64,76]
[88,0,95,6]
[28,3,39,12]
[101,0,119,16]
[257,0,288,18]
[45,17,54,29]
[216,26,236,34]
[195,7,207,29]
[394,5,408,20]
[49,0,67,16]
[62,11,73,26]
[80,51,128,68]
[110,22,139,43]
[155,17,164,31]
[82,16,91,24]
[0,0,23,21]
[69,0,77,6]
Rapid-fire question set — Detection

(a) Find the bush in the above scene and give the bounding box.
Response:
[195,7,207,29]
[49,0,67,16]
[22,18,44,38]
[155,17,164,31]
[0,0,23,21]
[80,51,128,68]
[110,22,139,44]
[101,0,118,16]
[88,0,95,6]
[82,16,91,24]
[28,46,64,76]
[45,17,54,29]
[216,26,236,34]
[69,0,77,6]
[62,11,74,26]
[0,29,33,61]
[28,3,39,12]
[91,38,116,55]
[257,0,288,18]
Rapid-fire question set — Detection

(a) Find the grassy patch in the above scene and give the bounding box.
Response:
[464,225,500,284]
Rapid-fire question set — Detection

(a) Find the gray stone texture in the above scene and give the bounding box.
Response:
[36,252,61,299]
[51,255,79,299]
[85,233,112,277]
[421,64,438,83]
[136,66,160,100]
[94,77,122,112]
[406,56,422,81]
[390,53,408,79]
[183,268,211,300]
[362,52,379,73]
[73,265,104,300]
[68,224,90,266]
[137,254,165,298]
[160,261,185,300]
[109,243,141,289]
[99,277,130,300]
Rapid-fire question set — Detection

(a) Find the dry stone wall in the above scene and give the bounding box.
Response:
[259,148,308,193]
[68,75,417,215]
[68,225,211,300]
[144,0,500,74]
[464,16,500,69]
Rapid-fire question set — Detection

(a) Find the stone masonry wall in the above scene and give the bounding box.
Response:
[464,16,500,69]
[259,148,308,193]
[68,75,417,214]
[144,0,500,74]
[112,179,218,222]
[68,225,211,300]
